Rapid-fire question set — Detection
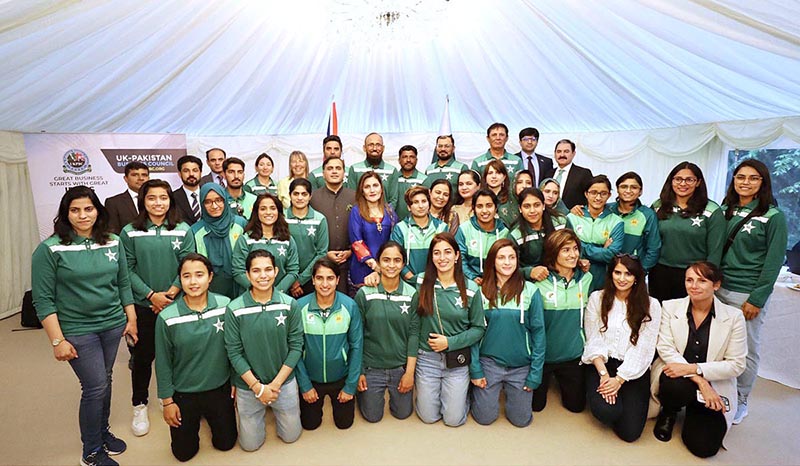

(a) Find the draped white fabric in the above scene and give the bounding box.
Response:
[0,1,799,135]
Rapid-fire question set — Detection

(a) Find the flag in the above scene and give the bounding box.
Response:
[432,96,451,163]
[327,101,338,136]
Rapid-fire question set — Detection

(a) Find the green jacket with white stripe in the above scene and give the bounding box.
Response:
[721,201,788,308]
[155,293,231,398]
[416,274,485,352]
[567,206,624,292]
[285,207,329,287]
[224,290,304,389]
[390,169,426,221]
[509,216,570,280]
[470,282,546,389]
[294,291,363,395]
[533,269,592,364]
[120,220,195,306]
[608,201,661,271]
[423,158,467,190]
[32,234,134,336]
[454,216,510,281]
[355,282,420,370]
[390,215,448,284]
[231,233,300,293]
[652,200,726,267]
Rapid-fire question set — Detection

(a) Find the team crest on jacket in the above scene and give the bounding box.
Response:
[469,239,478,249]
[62,149,92,174]
[545,291,556,303]
[575,225,583,235]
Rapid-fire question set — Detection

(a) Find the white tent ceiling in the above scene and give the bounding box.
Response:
[1,0,799,136]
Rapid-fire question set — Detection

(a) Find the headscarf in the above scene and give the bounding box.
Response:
[194,183,242,276]
[539,177,569,215]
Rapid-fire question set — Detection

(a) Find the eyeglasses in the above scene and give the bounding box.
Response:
[587,190,610,198]
[672,177,698,185]
[734,174,763,183]
[203,198,225,207]
[521,137,538,143]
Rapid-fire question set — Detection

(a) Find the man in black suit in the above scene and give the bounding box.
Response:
[516,127,554,186]
[105,161,149,234]
[199,147,227,186]
[553,139,593,209]
[173,155,203,225]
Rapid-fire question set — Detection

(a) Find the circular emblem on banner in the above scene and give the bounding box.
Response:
[62,149,92,174]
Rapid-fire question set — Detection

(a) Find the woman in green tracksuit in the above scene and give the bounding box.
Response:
[120,179,195,436]
[650,161,725,302]
[470,239,545,427]
[232,193,300,295]
[510,187,570,282]
[355,241,420,423]
[454,189,510,286]
[192,183,247,299]
[243,152,279,196]
[567,175,624,292]
[285,178,329,298]
[532,229,593,413]
[225,249,304,451]
[717,159,788,424]
[154,254,237,461]
[32,186,137,466]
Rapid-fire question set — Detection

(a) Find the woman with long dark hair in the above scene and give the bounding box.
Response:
[510,188,570,282]
[717,159,788,424]
[390,186,449,285]
[415,233,485,427]
[531,229,593,413]
[355,241,420,422]
[482,159,516,227]
[651,262,746,458]
[452,169,480,225]
[429,178,459,232]
[32,186,137,466]
[539,177,569,215]
[650,162,725,302]
[192,183,247,299]
[225,249,304,451]
[120,179,196,437]
[232,193,300,295]
[454,189,510,286]
[582,254,661,442]
[155,254,237,461]
[470,239,545,427]
[348,171,398,288]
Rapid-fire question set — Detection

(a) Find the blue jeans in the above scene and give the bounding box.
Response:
[716,288,769,403]
[357,366,413,422]
[415,350,469,427]
[470,357,533,427]
[236,378,301,451]
[66,324,125,457]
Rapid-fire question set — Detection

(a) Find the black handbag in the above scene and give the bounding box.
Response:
[434,294,471,369]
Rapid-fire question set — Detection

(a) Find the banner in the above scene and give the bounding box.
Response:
[24,133,186,240]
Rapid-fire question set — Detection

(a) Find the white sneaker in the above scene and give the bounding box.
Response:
[733,402,748,425]
[131,404,150,436]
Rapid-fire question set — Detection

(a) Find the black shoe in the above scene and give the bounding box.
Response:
[80,449,119,466]
[653,410,677,442]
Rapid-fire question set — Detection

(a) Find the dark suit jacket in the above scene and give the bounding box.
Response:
[559,164,593,210]
[105,191,138,234]
[516,151,555,185]
[200,172,226,187]
[173,187,199,226]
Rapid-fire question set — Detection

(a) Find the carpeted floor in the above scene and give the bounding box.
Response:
[2,315,798,466]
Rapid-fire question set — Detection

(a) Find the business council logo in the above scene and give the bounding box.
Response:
[62,149,92,174]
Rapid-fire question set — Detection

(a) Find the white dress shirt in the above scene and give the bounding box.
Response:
[127,188,139,213]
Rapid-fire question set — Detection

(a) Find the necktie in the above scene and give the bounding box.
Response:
[132,195,138,213]
[190,192,200,220]
[527,156,536,184]
[556,168,565,185]
[217,175,226,188]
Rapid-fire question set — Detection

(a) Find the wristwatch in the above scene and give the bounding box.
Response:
[599,370,607,377]
[51,338,64,347]
[695,365,703,376]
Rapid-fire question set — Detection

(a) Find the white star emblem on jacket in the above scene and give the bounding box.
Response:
[399,303,410,314]
[277,245,287,256]
[213,318,224,333]
[445,173,453,180]
[306,225,316,236]
[742,222,755,234]
[104,249,117,262]
[171,237,182,250]
[454,296,463,308]
[275,312,287,326]
[691,217,703,227]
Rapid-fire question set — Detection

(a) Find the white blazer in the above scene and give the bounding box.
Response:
[648,296,747,433]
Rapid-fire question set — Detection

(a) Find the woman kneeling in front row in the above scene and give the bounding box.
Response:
[650,261,746,458]
[582,254,661,442]
[155,254,237,461]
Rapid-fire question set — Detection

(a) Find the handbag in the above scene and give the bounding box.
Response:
[434,293,471,369]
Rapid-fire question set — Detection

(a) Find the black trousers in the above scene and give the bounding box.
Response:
[132,304,156,406]
[532,358,586,413]
[299,378,355,430]
[585,358,650,442]
[170,382,237,462]
[658,373,727,458]
[648,264,688,303]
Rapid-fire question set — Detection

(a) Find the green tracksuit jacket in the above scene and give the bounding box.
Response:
[345,159,399,208]
[653,200,725,267]
[608,201,661,271]
[534,269,593,364]
[416,275,485,352]
[510,216,570,280]
[286,207,329,287]
[567,206,624,291]
[355,282,420,370]
[390,215,448,284]
[455,216,510,281]
[231,234,300,293]
[391,169,426,221]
